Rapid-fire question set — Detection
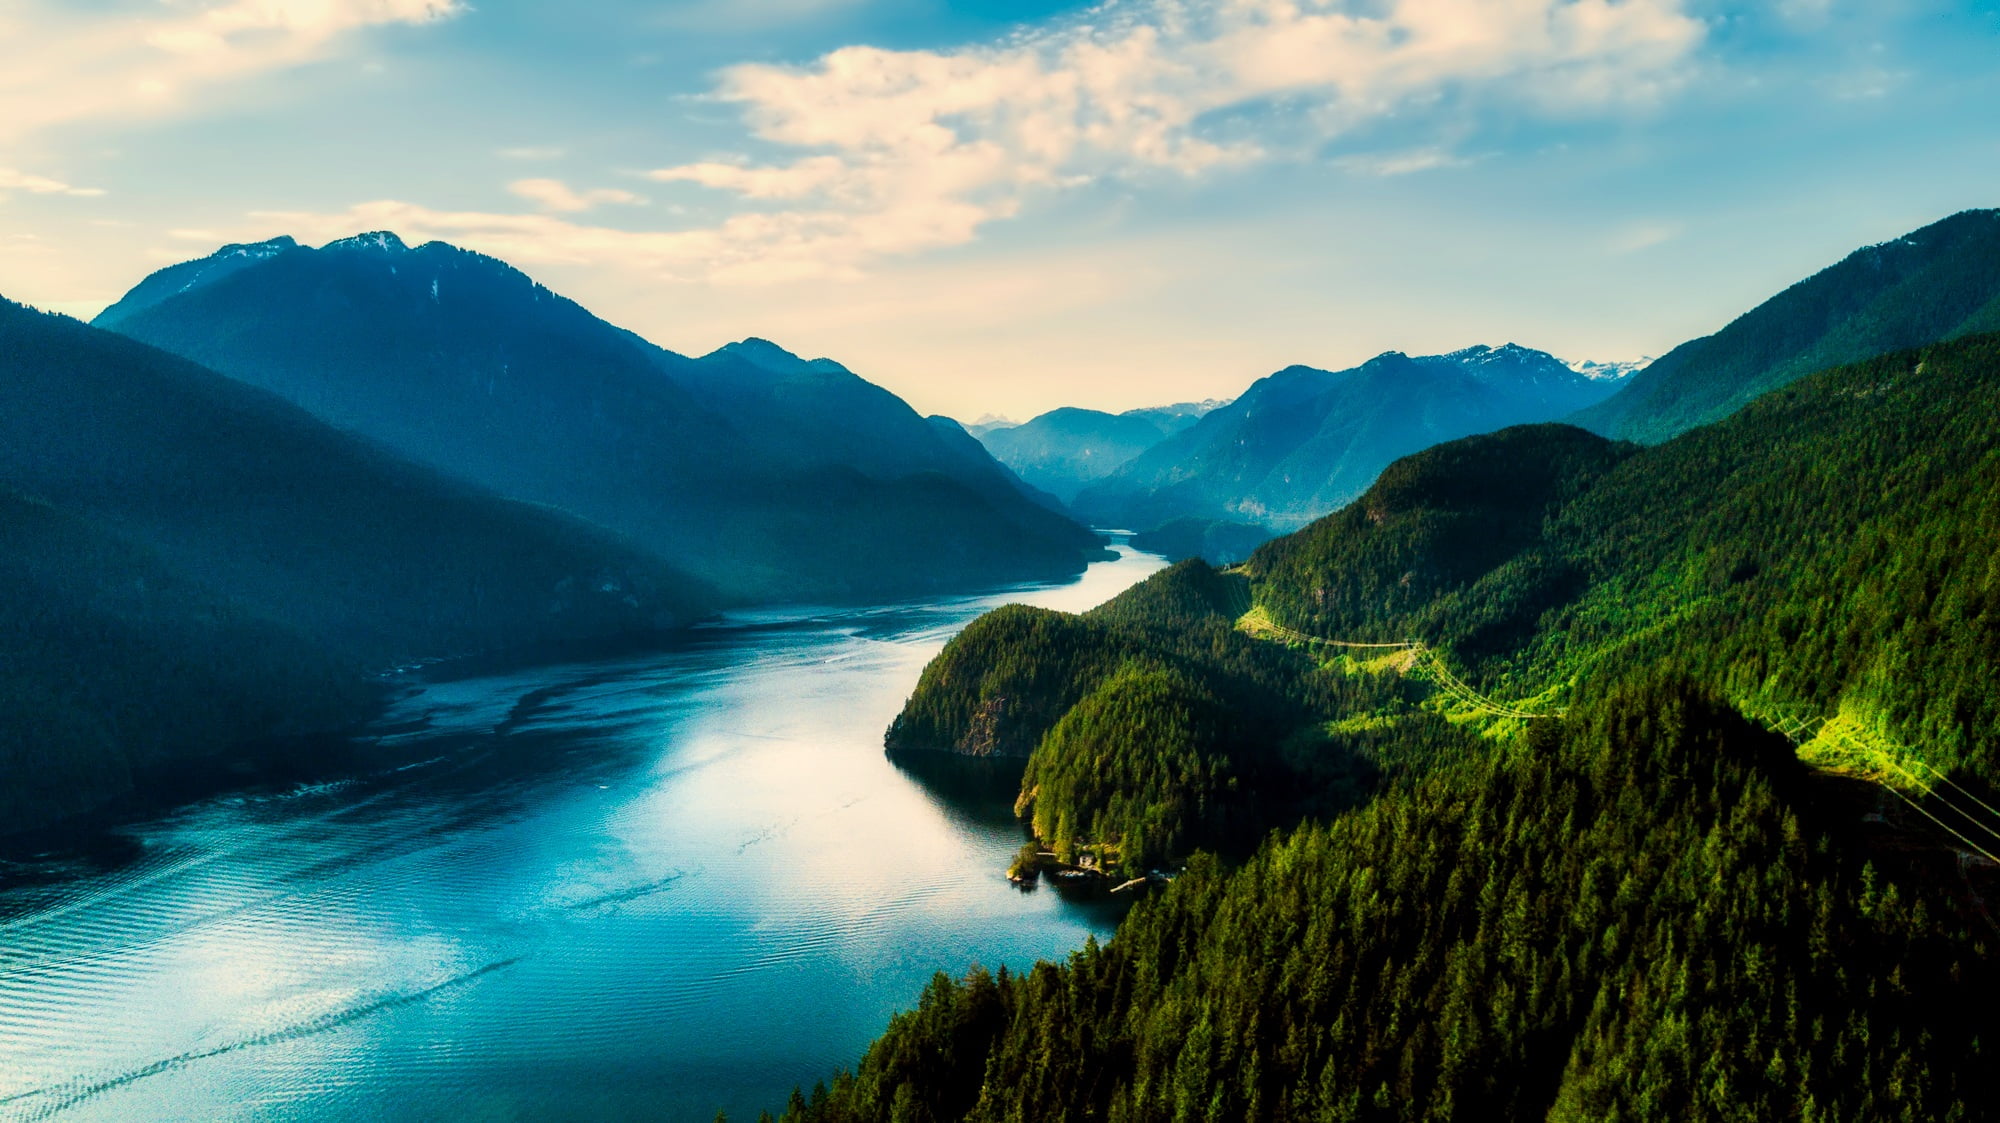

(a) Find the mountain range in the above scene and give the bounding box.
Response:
[970,402,1223,503]
[1070,342,1631,535]
[0,231,1118,833]
[96,232,1103,605]
[818,327,2000,1122]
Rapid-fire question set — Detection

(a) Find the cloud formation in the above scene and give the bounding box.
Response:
[227,0,1708,286]
[632,0,1706,279]
[507,178,647,213]
[0,168,106,199]
[0,0,461,141]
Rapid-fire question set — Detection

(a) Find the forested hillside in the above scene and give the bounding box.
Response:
[0,487,365,831]
[1573,208,2000,442]
[779,332,2000,1120]
[0,299,711,832]
[783,678,1994,1122]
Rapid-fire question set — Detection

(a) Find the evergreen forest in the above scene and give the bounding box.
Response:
[773,331,2000,1121]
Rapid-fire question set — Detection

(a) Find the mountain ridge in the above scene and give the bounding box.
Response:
[792,330,2000,1121]
[95,231,1106,604]
[1071,341,1630,535]
[0,296,715,833]
[1571,207,2000,441]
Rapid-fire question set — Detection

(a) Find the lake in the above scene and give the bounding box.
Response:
[0,539,1167,1122]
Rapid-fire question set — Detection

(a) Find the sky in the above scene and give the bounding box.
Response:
[1,0,1997,420]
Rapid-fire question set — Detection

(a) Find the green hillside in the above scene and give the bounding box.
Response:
[784,677,1993,1122]
[0,299,715,833]
[791,333,2000,1120]
[1573,208,2000,442]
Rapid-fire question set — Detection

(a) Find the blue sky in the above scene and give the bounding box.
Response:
[1,0,1996,419]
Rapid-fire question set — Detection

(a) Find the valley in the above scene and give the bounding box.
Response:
[5,206,2000,1123]
[0,544,1165,1123]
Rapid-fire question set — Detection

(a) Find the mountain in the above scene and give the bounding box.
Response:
[1127,516,1274,565]
[973,406,1195,503]
[972,399,1230,505]
[0,298,713,833]
[792,332,2000,1119]
[1573,208,2000,441]
[1072,343,1631,534]
[96,234,1104,603]
[677,337,1063,512]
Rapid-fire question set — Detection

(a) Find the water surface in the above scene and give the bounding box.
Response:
[0,541,1165,1122]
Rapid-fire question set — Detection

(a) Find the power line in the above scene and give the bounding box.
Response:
[1248,614,1560,719]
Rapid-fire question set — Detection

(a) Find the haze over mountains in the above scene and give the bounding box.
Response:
[971,401,1226,503]
[962,209,2000,572]
[1070,343,1631,537]
[98,232,1102,605]
[9,207,2000,849]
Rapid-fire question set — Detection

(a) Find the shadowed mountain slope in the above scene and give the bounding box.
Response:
[0,298,711,832]
[1073,343,1628,533]
[97,234,1103,603]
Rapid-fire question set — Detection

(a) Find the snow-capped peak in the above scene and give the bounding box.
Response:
[1563,356,1652,381]
[321,231,409,254]
[209,236,296,261]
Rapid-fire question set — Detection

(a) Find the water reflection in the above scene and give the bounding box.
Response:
[0,539,1165,1122]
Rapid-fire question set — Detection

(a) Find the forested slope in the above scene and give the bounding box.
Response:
[780,333,2000,1120]
[1253,332,2000,782]
[0,300,712,832]
[1572,208,2000,442]
[784,679,1994,1122]
[0,488,364,829]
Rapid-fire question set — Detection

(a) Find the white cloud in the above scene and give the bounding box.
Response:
[0,0,462,142]
[507,178,647,213]
[633,0,1706,279]
[1332,147,1478,177]
[248,196,978,284]
[246,1,1706,285]
[0,168,106,198]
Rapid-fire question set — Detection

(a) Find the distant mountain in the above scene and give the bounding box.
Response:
[1128,517,1273,566]
[1573,208,2000,441]
[0,298,713,833]
[677,338,1062,511]
[1072,343,1630,533]
[97,233,1104,602]
[1566,356,1653,381]
[1124,398,1234,425]
[964,415,1018,438]
[822,333,2000,1122]
[973,407,1191,504]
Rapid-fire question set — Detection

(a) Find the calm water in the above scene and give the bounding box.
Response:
[0,540,1166,1123]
